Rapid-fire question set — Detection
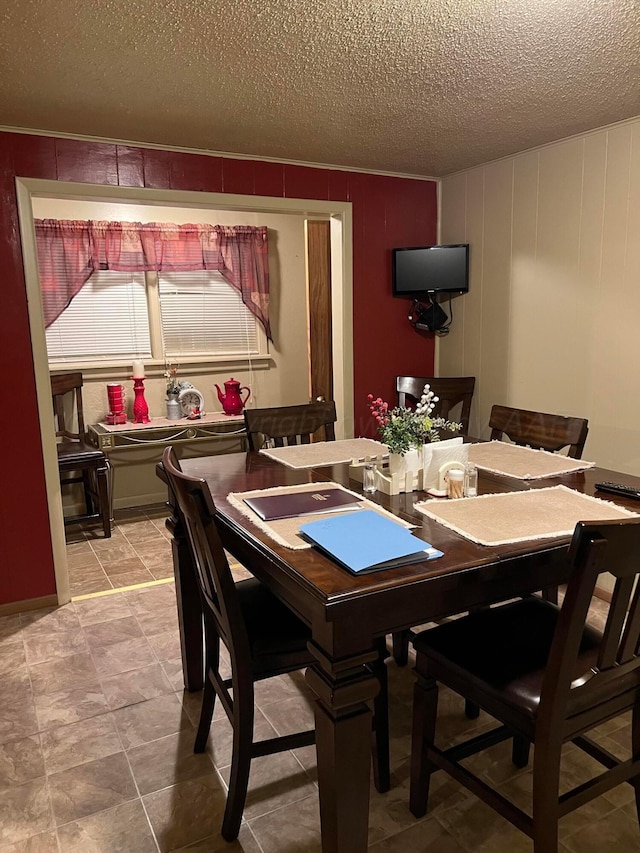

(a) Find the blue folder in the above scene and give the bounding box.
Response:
[299,509,443,574]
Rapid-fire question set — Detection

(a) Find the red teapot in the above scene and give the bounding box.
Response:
[215,378,251,416]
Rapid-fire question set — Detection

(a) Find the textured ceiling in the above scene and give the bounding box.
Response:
[1,0,639,177]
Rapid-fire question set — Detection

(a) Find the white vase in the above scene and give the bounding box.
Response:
[388,448,422,491]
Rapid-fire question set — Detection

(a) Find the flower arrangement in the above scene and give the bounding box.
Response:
[164,363,180,397]
[367,385,461,455]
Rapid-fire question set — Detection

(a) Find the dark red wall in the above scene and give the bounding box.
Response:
[0,131,437,605]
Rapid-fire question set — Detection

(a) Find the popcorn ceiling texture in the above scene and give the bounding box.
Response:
[1,0,639,176]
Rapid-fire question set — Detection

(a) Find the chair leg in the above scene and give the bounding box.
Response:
[194,676,216,753]
[409,672,439,818]
[542,585,559,604]
[392,629,410,666]
[531,734,561,853]
[512,735,531,768]
[96,464,111,537]
[464,698,480,719]
[221,682,254,842]
[194,632,219,753]
[371,640,390,793]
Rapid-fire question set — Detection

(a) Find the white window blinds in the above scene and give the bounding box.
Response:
[158,271,258,357]
[45,271,151,363]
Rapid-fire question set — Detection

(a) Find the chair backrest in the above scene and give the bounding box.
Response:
[161,447,251,666]
[540,517,640,729]
[489,404,588,458]
[50,372,86,441]
[396,376,476,433]
[244,401,337,451]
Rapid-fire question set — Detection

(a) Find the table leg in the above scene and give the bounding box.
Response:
[306,642,380,853]
[165,494,204,692]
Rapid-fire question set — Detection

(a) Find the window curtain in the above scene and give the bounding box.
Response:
[35,219,272,340]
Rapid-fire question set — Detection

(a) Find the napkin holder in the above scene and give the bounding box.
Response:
[423,438,469,497]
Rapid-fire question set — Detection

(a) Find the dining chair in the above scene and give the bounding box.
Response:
[161,447,390,840]
[489,404,589,459]
[51,372,111,538]
[409,517,640,853]
[244,400,337,451]
[396,376,475,434]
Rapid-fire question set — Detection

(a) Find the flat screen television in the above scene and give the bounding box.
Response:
[392,244,469,296]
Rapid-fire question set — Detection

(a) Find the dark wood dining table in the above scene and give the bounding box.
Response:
[157,450,640,853]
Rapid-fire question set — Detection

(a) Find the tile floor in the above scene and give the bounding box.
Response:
[1,513,639,851]
[64,505,175,597]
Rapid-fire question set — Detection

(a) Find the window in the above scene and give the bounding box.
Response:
[45,269,264,366]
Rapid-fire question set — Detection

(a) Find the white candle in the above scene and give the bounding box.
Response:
[132,359,145,378]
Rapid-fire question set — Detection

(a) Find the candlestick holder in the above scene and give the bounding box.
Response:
[132,377,150,423]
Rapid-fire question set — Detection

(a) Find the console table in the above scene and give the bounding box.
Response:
[88,412,246,513]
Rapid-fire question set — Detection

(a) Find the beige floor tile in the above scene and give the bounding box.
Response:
[56,799,157,853]
[33,684,109,731]
[368,815,466,852]
[90,635,157,678]
[108,569,156,588]
[101,558,149,577]
[82,615,144,649]
[0,735,45,788]
[174,824,262,851]
[40,714,122,775]
[29,653,99,698]
[0,777,53,846]
[0,829,60,852]
[562,806,640,852]
[48,751,137,825]
[143,775,228,853]
[73,594,134,626]
[100,662,174,710]
[135,607,180,638]
[126,729,215,795]
[23,630,89,667]
[146,630,182,662]
[0,696,39,746]
[68,573,113,597]
[112,693,192,750]
[20,606,80,635]
[248,793,321,853]
[0,614,21,641]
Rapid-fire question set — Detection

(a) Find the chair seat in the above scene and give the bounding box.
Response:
[236,577,313,674]
[57,440,106,467]
[412,597,631,724]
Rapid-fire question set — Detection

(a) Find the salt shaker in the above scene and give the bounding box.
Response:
[464,463,478,497]
[362,458,376,493]
[447,468,465,499]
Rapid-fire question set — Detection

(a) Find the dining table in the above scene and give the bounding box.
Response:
[157,446,640,853]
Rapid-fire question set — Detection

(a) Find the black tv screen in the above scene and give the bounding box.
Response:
[392,244,469,296]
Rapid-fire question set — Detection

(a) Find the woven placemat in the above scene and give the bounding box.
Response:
[228,481,413,549]
[259,438,388,469]
[468,441,595,480]
[414,485,638,546]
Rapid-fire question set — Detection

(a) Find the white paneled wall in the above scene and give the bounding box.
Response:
[439,117,640,476]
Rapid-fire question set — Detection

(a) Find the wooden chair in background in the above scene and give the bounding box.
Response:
[244,400,337,451]
[51,372,111,538]
[161,447,390,839]
[489,404,589,458]
[410,517,640,853]
[396,376,476,434]
[391,376,476,665]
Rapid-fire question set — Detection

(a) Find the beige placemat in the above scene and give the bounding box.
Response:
[468,441,595,480]
[259,438,388,469]
[228,482,413,549]
[414,485,638,546]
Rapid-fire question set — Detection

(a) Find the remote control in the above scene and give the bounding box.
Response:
[595,482,640,501]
